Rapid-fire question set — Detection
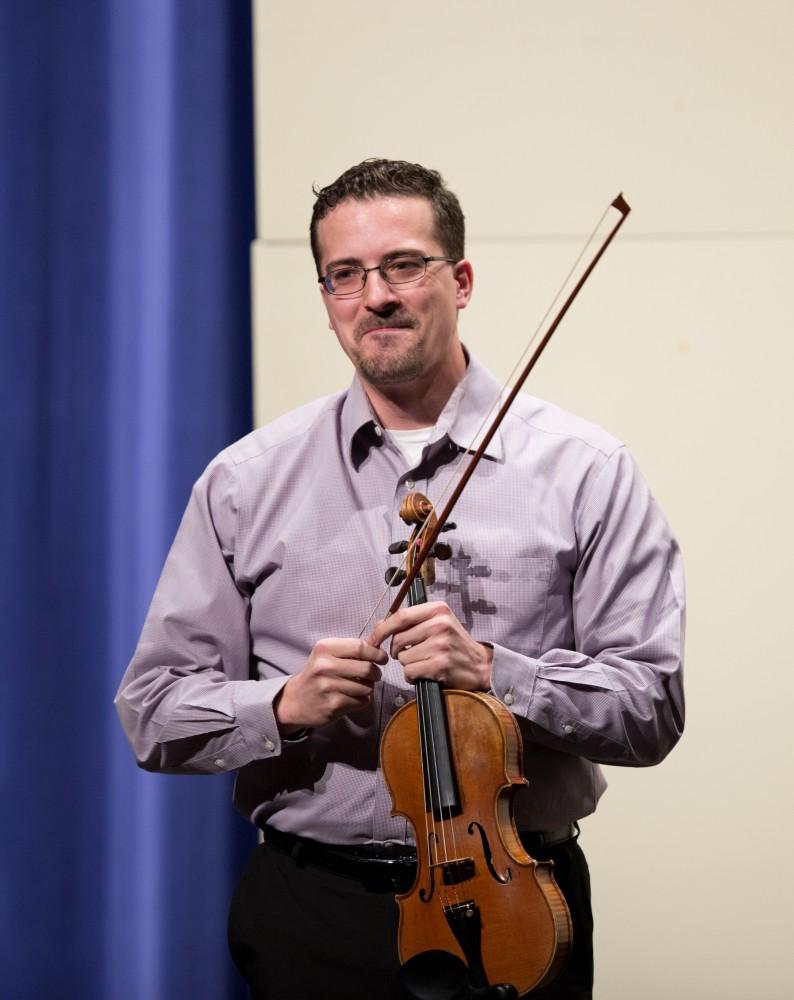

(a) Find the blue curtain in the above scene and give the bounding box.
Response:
[1,3,255,997]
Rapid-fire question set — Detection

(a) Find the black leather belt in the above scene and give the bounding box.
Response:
[263,825,417,892]
[262,822,578,894]
[520,821,579,854]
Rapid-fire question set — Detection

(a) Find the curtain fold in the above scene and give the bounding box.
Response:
[1,3,255,997]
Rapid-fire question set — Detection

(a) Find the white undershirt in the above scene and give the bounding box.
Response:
[387,425,434,468]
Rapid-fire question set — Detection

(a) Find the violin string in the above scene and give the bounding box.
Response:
[437,703,464,913]
[415,657,450,873]
[417,679,453,910]
[357,201,613,642]
[419,680,462,913]
[398,568,448,910]
[415,682,433,893]
[417,683,444,908]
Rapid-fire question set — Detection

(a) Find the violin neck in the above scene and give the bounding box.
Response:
[407,575,460,818]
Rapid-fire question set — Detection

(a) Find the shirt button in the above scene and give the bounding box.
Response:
[563,724,574,735]
[393,695,406,708]
[264,739,275,752]
[405,479,415,489]
[374,425,383,437]
[503,692,514,706]
[213,758,225,768]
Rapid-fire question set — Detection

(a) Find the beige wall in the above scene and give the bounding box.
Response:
[251,3,794,996]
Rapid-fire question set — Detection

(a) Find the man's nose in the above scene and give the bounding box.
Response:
[361,269,400,311]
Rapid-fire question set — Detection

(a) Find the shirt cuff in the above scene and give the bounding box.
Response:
[232,676,290,760]
[488,642,540,718]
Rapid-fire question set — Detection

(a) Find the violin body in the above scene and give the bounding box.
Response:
[381,688,572,996]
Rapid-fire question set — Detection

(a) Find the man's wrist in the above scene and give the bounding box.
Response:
[273,682,304,735]
[478,641,494,690]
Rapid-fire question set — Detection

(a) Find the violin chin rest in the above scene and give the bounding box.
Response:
[398,950,518,1000]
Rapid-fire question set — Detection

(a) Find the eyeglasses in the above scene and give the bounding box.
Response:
[319,254,456,296]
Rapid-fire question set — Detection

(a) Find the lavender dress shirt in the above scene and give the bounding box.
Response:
[115,356,684,843]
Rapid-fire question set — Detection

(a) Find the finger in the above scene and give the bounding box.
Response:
[368,602,448,646]
[391,609,464,659]
[389,620,439,659]
[328,658,383,683]
[401,651,446,684]
[315,637,388,666]
[332,677,379,699]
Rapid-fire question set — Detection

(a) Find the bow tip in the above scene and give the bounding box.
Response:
[612,192,631,216]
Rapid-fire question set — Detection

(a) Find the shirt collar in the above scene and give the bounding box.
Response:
[432,353,505,462]
[341,376,386,469]
[341,351,505,467]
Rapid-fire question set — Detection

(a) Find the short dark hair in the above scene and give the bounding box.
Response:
[309,158,465,275]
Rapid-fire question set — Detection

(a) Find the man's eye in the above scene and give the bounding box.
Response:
[386,257,423,277]
[332,268,358,282]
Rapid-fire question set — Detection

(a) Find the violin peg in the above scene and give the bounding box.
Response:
[439,521,457,533]
[388,540,410,554]
[431,542,452,561]
[385,568,407,586]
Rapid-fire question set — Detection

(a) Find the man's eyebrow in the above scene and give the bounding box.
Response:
[325,248,424,271]
[325,256,361,270]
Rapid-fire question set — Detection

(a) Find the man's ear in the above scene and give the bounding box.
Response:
[318,282,335,331]
[453,259,474,310]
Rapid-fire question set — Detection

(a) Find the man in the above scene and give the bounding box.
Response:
[116,159,684,999]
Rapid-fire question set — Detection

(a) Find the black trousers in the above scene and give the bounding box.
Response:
[228,836,593,1000]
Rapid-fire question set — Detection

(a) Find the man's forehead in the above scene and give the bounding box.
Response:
[316,195,439,265]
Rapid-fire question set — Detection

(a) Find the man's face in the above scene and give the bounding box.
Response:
[316,196,472,389]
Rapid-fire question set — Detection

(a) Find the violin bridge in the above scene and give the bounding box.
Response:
[431,857,475,886]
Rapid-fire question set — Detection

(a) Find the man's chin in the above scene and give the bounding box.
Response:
[355,352,424,386]
[352,337,425,386]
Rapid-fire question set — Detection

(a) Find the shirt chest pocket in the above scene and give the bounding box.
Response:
[428,554,555,656]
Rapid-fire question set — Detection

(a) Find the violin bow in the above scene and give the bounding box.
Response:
[386,193,631,617]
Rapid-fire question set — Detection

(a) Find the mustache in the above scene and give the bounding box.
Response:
[356,314,417,338]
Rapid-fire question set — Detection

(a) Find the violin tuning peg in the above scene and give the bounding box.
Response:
[439,521,457,533]
[385,568,407,586]
[388,540,409,554]
[431,542,452,561]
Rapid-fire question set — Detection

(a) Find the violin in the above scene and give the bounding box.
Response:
[380,493,572,997]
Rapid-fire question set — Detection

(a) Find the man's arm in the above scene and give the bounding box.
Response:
[370,446,685,768]
[115,454,389,772]
[115,456,279,772]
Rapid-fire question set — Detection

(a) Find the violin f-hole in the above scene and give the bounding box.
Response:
[418,831,438,903]
[468,820,512,885]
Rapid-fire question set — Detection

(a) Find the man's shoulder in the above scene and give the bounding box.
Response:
[507,392,624,459]
[222,390,348,468]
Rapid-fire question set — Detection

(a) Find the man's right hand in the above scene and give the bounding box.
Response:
[274,638,388,733]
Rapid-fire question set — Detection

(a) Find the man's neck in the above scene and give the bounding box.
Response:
[360,348,467,430]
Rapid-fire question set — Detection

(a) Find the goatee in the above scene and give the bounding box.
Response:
[354,335,425,384]
[353,315,424,385]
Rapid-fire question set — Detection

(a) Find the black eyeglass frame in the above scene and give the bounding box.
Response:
[318,255,457,296]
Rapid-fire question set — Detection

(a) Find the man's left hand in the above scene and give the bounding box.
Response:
[368,601,493,691]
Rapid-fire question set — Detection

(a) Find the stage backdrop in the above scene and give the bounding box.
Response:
[250,2,794,998]
[1,3,255,997]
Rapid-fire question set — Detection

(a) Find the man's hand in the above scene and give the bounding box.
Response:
[275,638,388,733]
[368,601,493,691]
